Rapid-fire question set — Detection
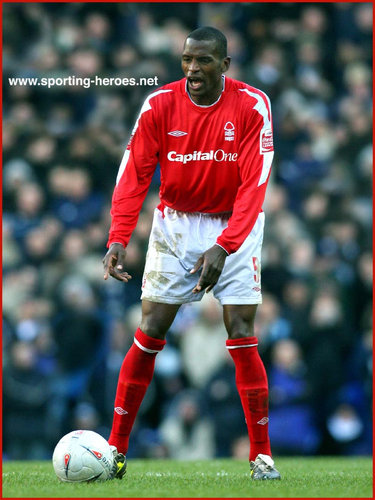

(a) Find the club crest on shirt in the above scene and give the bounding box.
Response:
[224,122,235,141]
[260,128,273,154]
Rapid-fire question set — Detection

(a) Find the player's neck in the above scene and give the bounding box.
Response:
[188,77,224,106]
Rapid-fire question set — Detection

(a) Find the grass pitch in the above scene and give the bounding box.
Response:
[2,457,373,498]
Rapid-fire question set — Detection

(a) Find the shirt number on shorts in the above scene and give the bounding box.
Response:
[252,257,260,283]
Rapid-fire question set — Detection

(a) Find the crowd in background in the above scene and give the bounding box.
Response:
[3,3,372,460]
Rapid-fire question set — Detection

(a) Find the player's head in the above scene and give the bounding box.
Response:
[182,26,231,105]
[186,26,228,59]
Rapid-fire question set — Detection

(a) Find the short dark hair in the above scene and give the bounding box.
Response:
[185,26,227,59]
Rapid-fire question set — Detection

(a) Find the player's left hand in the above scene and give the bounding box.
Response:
[190,244,228,294]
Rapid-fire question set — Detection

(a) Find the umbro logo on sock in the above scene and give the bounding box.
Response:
[115,406,128,415]
[257,417,269,425]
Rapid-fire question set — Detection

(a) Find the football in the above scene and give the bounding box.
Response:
[52,430,114,482]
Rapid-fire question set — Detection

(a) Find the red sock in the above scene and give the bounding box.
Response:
[108,328,166,455]
[226,336,272,462]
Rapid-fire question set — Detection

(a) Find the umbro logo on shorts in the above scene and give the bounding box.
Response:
[168,130,188,137]
[115,406,128,415]
[257,417,269,425]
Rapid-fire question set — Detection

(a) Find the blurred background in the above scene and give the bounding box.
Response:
[3,2,372,461]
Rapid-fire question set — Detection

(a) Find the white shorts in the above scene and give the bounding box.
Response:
[141,207,264,305]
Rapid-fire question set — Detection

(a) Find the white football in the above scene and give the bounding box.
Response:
[52,430,114,482]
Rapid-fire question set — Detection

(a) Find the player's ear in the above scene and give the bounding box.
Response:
[221,56,231,74]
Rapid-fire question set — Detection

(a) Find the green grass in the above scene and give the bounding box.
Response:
[2,457,373,498]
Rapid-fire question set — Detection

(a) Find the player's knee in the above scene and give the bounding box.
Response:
[226,317,255,339]
[227,328,253,340]
[224,305,257,339]
[139,317,168,340]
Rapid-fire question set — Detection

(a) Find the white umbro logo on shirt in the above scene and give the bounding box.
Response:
[168,130,188,137]
[257,417,269,425]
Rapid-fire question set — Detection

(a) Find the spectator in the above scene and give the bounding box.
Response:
[268,339,321,455]
[49,276,108,440]
[3,341,51,459]
[204,355,247,457]
[180,295,228,389]
[159,389,215,460]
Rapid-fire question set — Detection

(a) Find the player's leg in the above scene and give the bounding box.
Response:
[140,299,181,339]
[224,304,270,458]
[109,300,180,474]
[223,304,280,480]
[212,212,279,477]
[109,207,207,478]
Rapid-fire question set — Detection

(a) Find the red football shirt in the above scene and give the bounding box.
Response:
[108,76,274,255]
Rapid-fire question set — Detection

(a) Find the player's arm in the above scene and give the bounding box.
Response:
[216,96,274,255]
[103,101,159,282]
[191,95,274,293]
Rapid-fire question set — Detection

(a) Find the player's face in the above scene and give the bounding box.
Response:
[182,38,230,105]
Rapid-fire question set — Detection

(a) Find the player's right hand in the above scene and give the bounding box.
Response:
[103,243,132,282]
